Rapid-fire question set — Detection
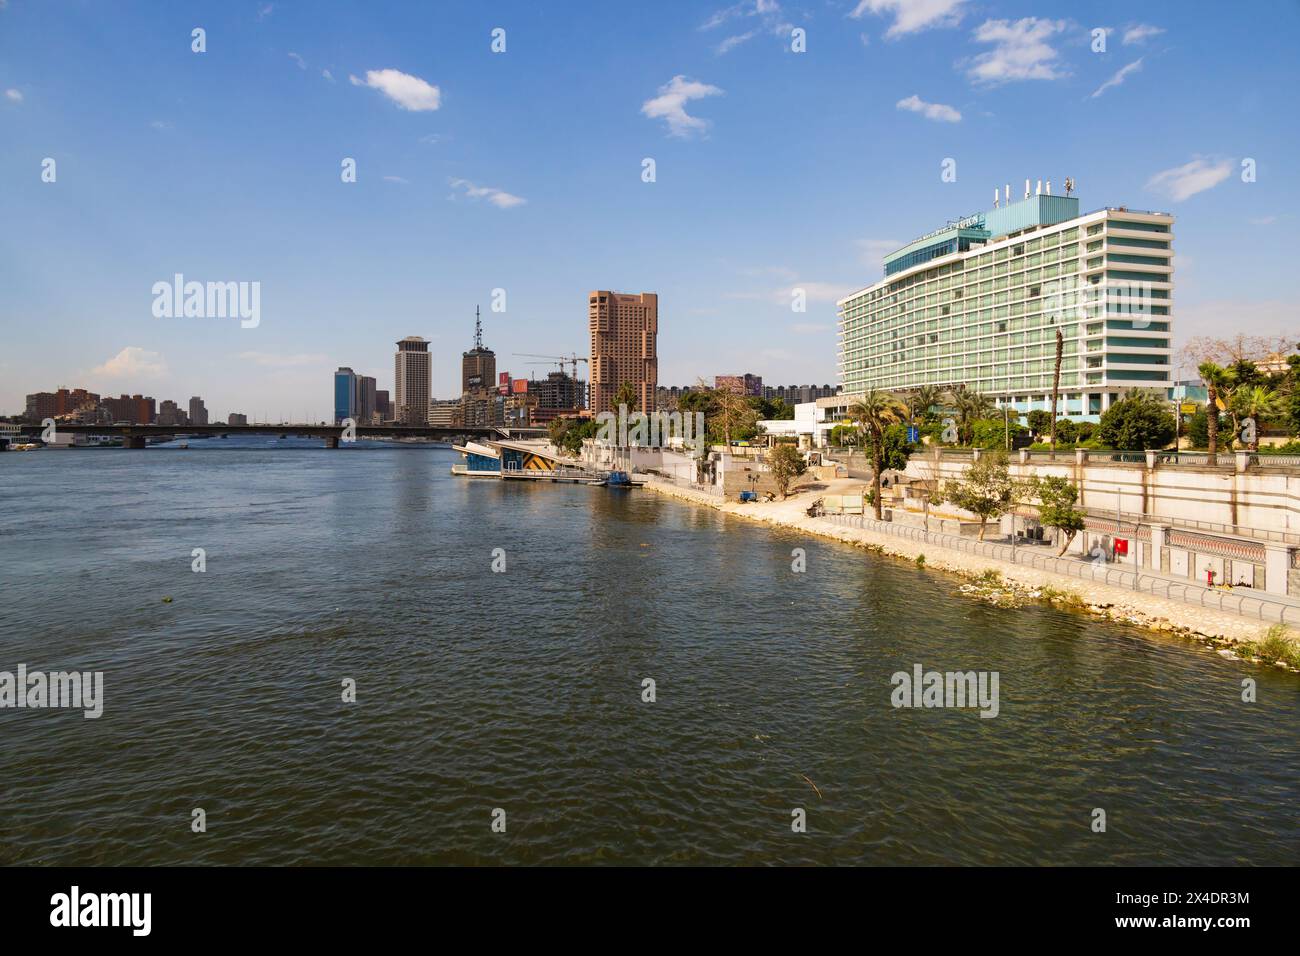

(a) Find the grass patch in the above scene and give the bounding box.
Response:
[1256,624,1300,668]
[974,569,1003,588]
[915,554,926,569]
[1038,586,1087,609]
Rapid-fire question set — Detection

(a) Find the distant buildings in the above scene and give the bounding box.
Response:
[715,373,763,396]
[589,290,657,414]
[158,400,186,427]
[24,387,101,422]
[333,367,356,424]
[394,336,431,425]
[359,376,377,423]
[762,384,838,404]
[188,396,209,426]
[102,394,156,424]
[228,412,248,426]
[459,309,498,427]
[375,390,390,420]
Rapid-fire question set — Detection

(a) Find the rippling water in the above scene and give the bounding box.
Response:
[1,440,1296,865]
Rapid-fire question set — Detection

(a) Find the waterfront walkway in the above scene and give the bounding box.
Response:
[820,511,1300,626]
[644,476,1297,646]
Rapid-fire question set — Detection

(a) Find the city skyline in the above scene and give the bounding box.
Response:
[3,1,1297,421]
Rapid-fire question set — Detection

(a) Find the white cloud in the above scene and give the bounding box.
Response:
[896,94,961,122]
[717,31,757,53]
[256,4,274,21]
[1090,58,1143,98]
[288,52,306,70]
[150,120,172,130]
[966,18,1069,85]
[448,177,526,209]
[641,75,724,137]
[1249,215,1278,226]
[322,69,334,82]
[784,281,853,304]
[1123,24,1164,45]
[4,88,20,102]
[856,238,902,265]
[1146,157,1233,202]
[237,351,328,368]
[92,347,166,379]
[383,175,410,184]
[349,68,441,112]
[849,0,968,38]
[700,2,794,54]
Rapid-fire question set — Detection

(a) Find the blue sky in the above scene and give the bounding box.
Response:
[2,0,1297,421]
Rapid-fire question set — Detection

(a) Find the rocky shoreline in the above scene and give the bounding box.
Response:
[644,478,1300,673]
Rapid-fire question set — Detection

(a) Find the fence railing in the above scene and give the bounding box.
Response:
[820,512,1300,625]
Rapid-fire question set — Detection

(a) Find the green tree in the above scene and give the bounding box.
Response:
[863,423,916,472]
[849,390,907,519]
[1026,409,1053,437]
[548,416,596,457]
[1186,405,1229,449]
[904,385,942,425]
[1229,385,1284,451]
[767,444,807,499]
[934,449,1012,541]
[971,418,1027,450]
[1030,474,1086,555]
[1054,418,1078,444]
[946,384,994,445]
[1097,390,1176,450]
[1198,361,1227,465]
[613,382,639,412]
[829,424,859,446]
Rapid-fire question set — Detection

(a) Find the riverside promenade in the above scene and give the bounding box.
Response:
[645,475,1300,660]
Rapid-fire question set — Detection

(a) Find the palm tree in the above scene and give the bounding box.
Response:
[1198,361,1226,465]
[905,384,943,426]
[1049,327,1064,455]
[946,384,993,446]
[849,390,907,519]
[1230,385,1283,451]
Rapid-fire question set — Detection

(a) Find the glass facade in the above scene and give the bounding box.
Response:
[837,205,1174,421]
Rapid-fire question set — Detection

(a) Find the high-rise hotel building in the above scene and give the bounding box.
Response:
[589,291,658,415]
[836,187,1173,420]
[394,336,431,425]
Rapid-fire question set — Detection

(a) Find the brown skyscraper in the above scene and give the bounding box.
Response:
[588,290,657,415]
[461,306,496,395]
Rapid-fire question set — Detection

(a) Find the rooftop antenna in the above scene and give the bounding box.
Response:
[1036,179,1042,195]
[1024,178,1031,199]
[1004,184,1010,204]
[1046,180,1052,195]
[473,305,483,349]
[993,188,999,209]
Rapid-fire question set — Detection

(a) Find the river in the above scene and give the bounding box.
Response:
[1,439,1296,864]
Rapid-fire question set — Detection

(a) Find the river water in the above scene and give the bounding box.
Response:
[1,439,1296,865]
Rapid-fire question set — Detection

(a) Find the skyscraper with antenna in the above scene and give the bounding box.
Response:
[461,305,497,396]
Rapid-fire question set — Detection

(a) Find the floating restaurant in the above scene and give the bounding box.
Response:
[451,438,642,486]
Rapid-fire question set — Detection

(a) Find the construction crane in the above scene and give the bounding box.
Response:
[513,352,589,382]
